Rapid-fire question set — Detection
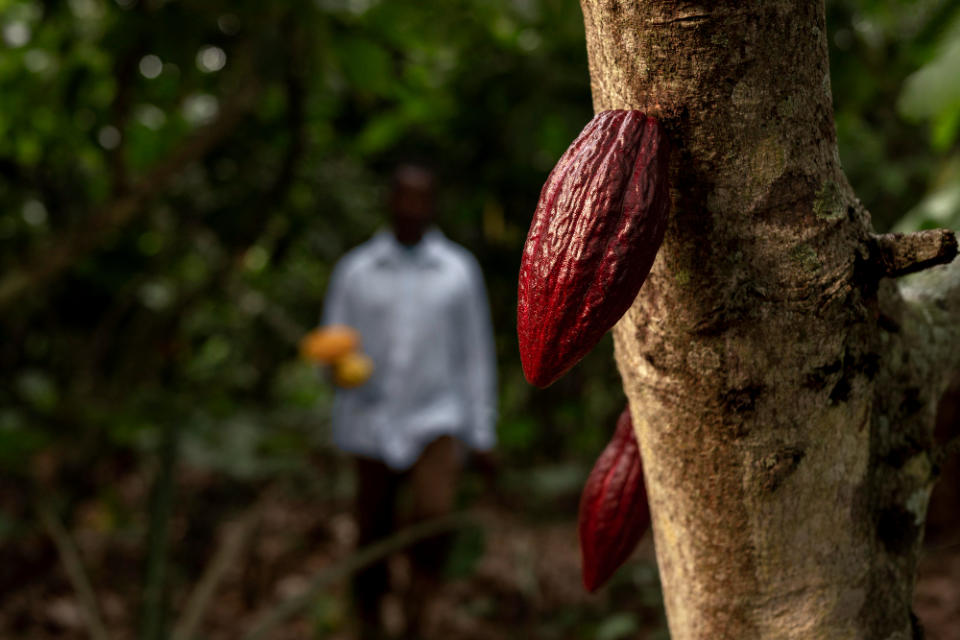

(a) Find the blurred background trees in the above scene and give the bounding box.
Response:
[1,0,959,638]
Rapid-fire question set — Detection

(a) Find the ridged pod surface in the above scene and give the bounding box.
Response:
[518,110,670,387]
[578,406,650,592]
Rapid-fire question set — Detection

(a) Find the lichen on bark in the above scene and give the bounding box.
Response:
[578,0,959,638]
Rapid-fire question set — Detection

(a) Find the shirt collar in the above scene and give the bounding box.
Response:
[372,227,445,268]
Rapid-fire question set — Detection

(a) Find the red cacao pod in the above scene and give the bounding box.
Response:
[578,406,650,592]
[518,110,670,387]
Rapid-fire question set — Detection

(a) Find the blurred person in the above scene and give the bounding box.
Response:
[320,164,497,639]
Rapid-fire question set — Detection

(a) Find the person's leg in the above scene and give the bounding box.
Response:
[404,435,462,638]
[352,455,399,640]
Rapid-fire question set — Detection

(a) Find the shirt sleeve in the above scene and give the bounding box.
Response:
[460,256,498,451]
[321,259,352,327]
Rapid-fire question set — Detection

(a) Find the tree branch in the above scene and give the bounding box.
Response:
[36,498,111,640]
[108,40,142,196]
[873,229,957,278]
[0,81,259,309]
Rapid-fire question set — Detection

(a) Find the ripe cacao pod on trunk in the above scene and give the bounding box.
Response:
[578,405,650,592]
[518,110,670,387]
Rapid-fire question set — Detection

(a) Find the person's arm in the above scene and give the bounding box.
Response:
[460,257,498,452]
[312,260,355,385]
[321,259,352,327]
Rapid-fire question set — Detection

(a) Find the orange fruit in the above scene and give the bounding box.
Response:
[332,352,374,388]
[300,325,360,363]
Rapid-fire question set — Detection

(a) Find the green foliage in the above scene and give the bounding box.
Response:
[0,0,601,489]
[594,613,640,640]
[827,0,960,230]
[1,0,959,635]
[444,525,487,581]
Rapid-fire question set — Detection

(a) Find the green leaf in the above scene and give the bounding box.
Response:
[595,613,640,640]
[337,35,394,96]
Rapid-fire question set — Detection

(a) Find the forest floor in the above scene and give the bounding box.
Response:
[1,467,958,640]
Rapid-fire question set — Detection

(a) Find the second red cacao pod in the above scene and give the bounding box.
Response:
[518,110,671,387]
[578,406,650,592]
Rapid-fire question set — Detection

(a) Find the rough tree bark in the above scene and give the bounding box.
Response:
[578,1,959,638]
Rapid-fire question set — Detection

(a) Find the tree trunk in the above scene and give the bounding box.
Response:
[578,1,960,638]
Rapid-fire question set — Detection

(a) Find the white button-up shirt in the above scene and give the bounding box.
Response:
[322,229,497,470]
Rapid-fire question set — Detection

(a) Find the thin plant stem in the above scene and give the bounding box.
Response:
[171,503,263,640]
[243,512,478,640]
[36,498,111,640]
[139,422,179,640]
